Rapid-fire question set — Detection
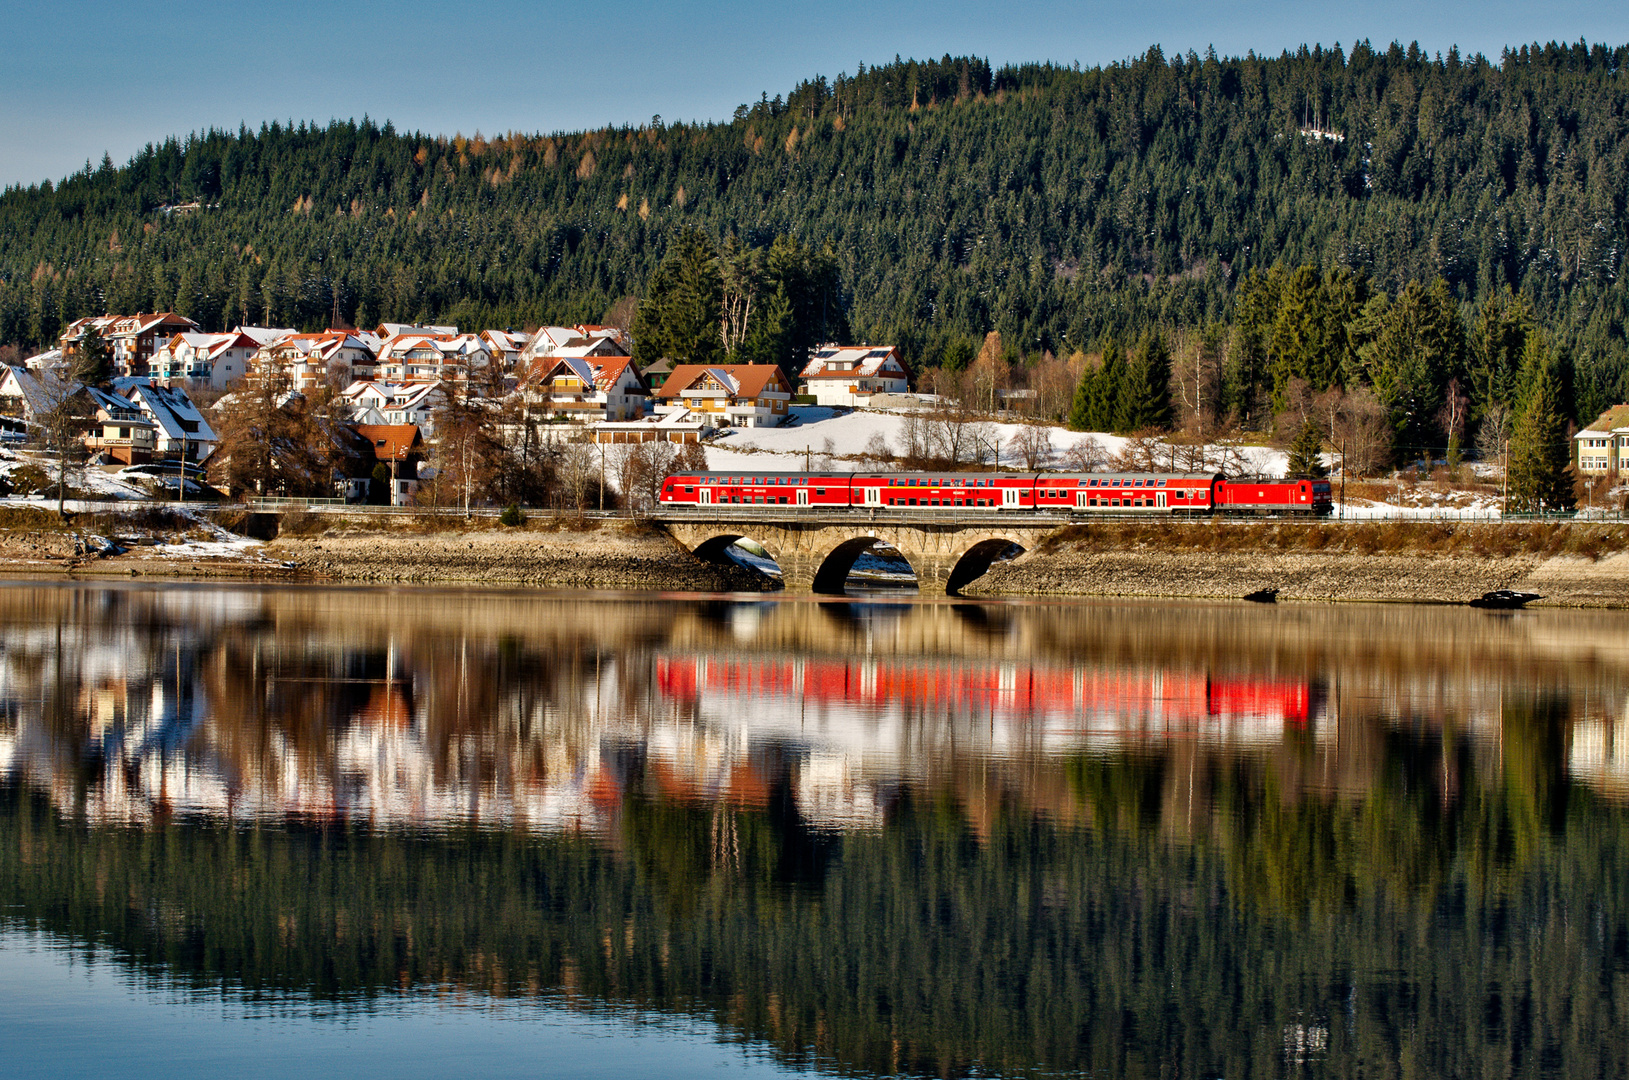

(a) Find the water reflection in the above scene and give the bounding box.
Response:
[1,582,1627,1078]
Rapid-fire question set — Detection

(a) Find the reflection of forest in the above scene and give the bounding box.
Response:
[1,582,1628,1077]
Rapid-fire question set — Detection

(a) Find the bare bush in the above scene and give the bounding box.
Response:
[1012,424,1055,469]
[863,432,893,467]
[1060,437,1108,472]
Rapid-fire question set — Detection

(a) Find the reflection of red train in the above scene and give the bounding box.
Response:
[655,655,1314,727]
[659,471,1333,516]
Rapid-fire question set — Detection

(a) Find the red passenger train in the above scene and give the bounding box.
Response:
[658,470,1333,516]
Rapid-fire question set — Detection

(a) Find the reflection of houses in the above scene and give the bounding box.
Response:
[654,364,792,428]
[798,345,908,407]
[1570,715,1628,801]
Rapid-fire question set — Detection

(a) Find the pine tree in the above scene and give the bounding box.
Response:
[1286,419,1328,478]
[1506,335,1576,514]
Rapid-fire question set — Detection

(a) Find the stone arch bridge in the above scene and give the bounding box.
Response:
[662,511,1066,596]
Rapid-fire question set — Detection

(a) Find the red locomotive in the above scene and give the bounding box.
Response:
[658,470,1332,516]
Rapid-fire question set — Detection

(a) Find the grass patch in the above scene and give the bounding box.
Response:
[1038,520,1629,560]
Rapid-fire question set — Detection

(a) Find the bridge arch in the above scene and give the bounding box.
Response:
[944,535,1028,595]
[688,532,786,585]
[809,536,918,594]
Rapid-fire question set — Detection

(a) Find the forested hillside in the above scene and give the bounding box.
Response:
[3,41,1628,430]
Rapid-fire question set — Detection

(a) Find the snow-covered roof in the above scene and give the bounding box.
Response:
[114,381,218,444]
[234,326,298,347]
[1,365,81,415]
[377,322,457,338]
[801,344,904,379]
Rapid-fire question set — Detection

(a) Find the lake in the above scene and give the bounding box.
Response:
[1,581,1625,1078]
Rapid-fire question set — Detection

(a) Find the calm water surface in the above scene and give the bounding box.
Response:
[1,581,1626,1078]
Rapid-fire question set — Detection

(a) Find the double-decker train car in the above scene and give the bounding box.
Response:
[658,470,1333,516]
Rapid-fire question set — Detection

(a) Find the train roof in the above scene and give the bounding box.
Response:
[662,469,1224,480]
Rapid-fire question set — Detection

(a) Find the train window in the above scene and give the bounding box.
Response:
[816,488,826,496]
[909,498,918,506]
[778,497,788,504]
[684,486,694,493]
[1089,498,1098,506]
[1158,480,1167,486]
[955,499,964,506]
[1111,499,1121,506]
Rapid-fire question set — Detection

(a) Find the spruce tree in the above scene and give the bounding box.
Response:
[1506,335,1576,514]
[1286,420,1328,479]
[1097,339,1128,433]
[1066,364,1097,432]
[1124,332,1173,431]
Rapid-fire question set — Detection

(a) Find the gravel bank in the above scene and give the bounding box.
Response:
[266,526,775,591]
[966,548,1545,603]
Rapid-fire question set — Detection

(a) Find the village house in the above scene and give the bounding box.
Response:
[374,332,495,385]
[338,380,448,434]
[639,358,675,390]
[106,314,204,376]
[82,387,158,464]
[252,330,379,390]
[375,322,457,339]
[354,423,423,506]
[480,329,531,370]
[798,344,908,407]
[526,355,648,422]
[653,364,793,428]
[149,330,262,388]
[1576,404,1629,473]
[111,380,218,461]
[519,325,628,369]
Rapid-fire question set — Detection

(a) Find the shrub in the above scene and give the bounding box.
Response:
[8,463,50,495]
[499,503,525,527]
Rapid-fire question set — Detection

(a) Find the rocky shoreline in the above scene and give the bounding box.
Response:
[9,514,1629,607]
[263,526,774,592]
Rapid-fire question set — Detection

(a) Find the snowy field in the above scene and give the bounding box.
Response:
[694,408,1520,518]
[702,407,1288,475]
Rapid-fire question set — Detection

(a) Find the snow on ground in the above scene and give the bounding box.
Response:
[0,448,150,504]
[701,407,1287,475]
[1334,500,1503,520]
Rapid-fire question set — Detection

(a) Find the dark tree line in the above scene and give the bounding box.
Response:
[2,41,1629,409]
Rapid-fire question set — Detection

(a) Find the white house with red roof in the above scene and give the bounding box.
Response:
[150,330,261,388]
[519,325,628,369]
[252,331,379,390]
[527,355,648,422]
[59,313,201,377]
[374,332,495,385]
[798,344,908,407]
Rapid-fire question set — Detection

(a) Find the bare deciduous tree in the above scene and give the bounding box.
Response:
[1475,403,1512,466]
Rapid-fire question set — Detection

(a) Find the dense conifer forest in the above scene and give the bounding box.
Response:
[3,41,1628,443]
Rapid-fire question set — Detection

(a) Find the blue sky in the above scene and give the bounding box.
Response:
[3,0,1626,189]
